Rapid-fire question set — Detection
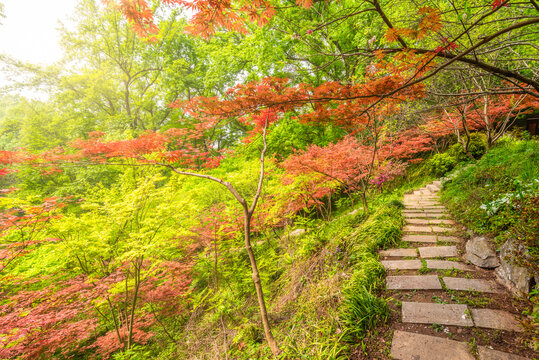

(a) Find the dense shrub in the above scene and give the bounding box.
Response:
[427,153,457,176]
[427,133,487,176]
[448,133,487,161]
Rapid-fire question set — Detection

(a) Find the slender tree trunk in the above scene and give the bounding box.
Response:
[213,236,219,289]
[220,315,229,360]
[460,115,474,160]
[361,189,369,214]
[127,259,142,350]
[242,209,280,356]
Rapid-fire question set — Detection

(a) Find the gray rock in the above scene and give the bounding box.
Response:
[288,228,307,238]
[496,239,534,295]
[465,236,499,268]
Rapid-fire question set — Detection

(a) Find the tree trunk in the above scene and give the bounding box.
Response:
[243,209,280,357]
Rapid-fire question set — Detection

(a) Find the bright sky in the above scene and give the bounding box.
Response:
[0,0,77,65]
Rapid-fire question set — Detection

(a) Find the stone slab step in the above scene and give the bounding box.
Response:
[478,347,529,360]
[443,277,502,293]
[381,260,422,270]
[404,213,446,219]
[402,234,438,243]
[426,260,473,271]
[427,184,440,192]
[402,302,473,327]
[471,309,523,332]
[403,234,437,243]
[379,248,418,257]
[404,196,440,201]
[404,208,445,212]
[386,275,442,290]
[436,235,461,242]
[419,245,458,258]
[404,205,444,209]
[390,330,474,360]
[402,234,460,243]
[404,210,446,215]
[404,225,453,233]
[404,202,440,207]
[406,218,453,225]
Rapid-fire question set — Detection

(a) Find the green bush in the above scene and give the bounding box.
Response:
[448,133,487,161]
[427,153,457,176]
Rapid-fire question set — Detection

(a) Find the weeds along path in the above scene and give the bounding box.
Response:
[375,181,534,360]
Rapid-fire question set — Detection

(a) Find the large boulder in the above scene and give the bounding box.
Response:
[495,238,535,295]
[465,236,499,269]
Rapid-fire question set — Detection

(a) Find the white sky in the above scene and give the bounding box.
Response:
[0,0,77,65]
[0,0,78,96]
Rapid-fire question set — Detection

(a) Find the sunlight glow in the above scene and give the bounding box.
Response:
[0,0,77,66]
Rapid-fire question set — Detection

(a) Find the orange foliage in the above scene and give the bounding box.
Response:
[106,0,311,39]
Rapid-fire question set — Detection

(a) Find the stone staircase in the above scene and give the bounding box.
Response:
[381,181,533,360]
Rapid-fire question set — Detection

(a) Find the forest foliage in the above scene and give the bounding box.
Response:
[0,0,538,358]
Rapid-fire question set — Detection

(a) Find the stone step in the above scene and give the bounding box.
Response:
[406,218,454,225]
[471,309,523,332]
[391,330,475,360]
[426,260,473,271]
[381,260,422,270]
[404,225,453,233]
[432,180,442,187]
[402,302,473,326]
[403,234,438,243]
[402,234,460,243]
[382,259,472,271]
[386,275,442,290]
[401,302,522,332]
[404,207,446,212]
[427,184,440,192]
[404,195,440,200]
[404,202,440,206]
[404,205,441,208]
[404,212,446,219]
[404,209,444,213]
[478,347,529,360]
[419,245,458,258]
[443,277,502,293]
[404,207,443,212]
[379,248,418,257]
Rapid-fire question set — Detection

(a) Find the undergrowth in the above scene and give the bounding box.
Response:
[138,168,428,359]
[441,138,538,275]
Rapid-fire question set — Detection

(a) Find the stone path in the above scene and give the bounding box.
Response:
[379,181,532,360]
